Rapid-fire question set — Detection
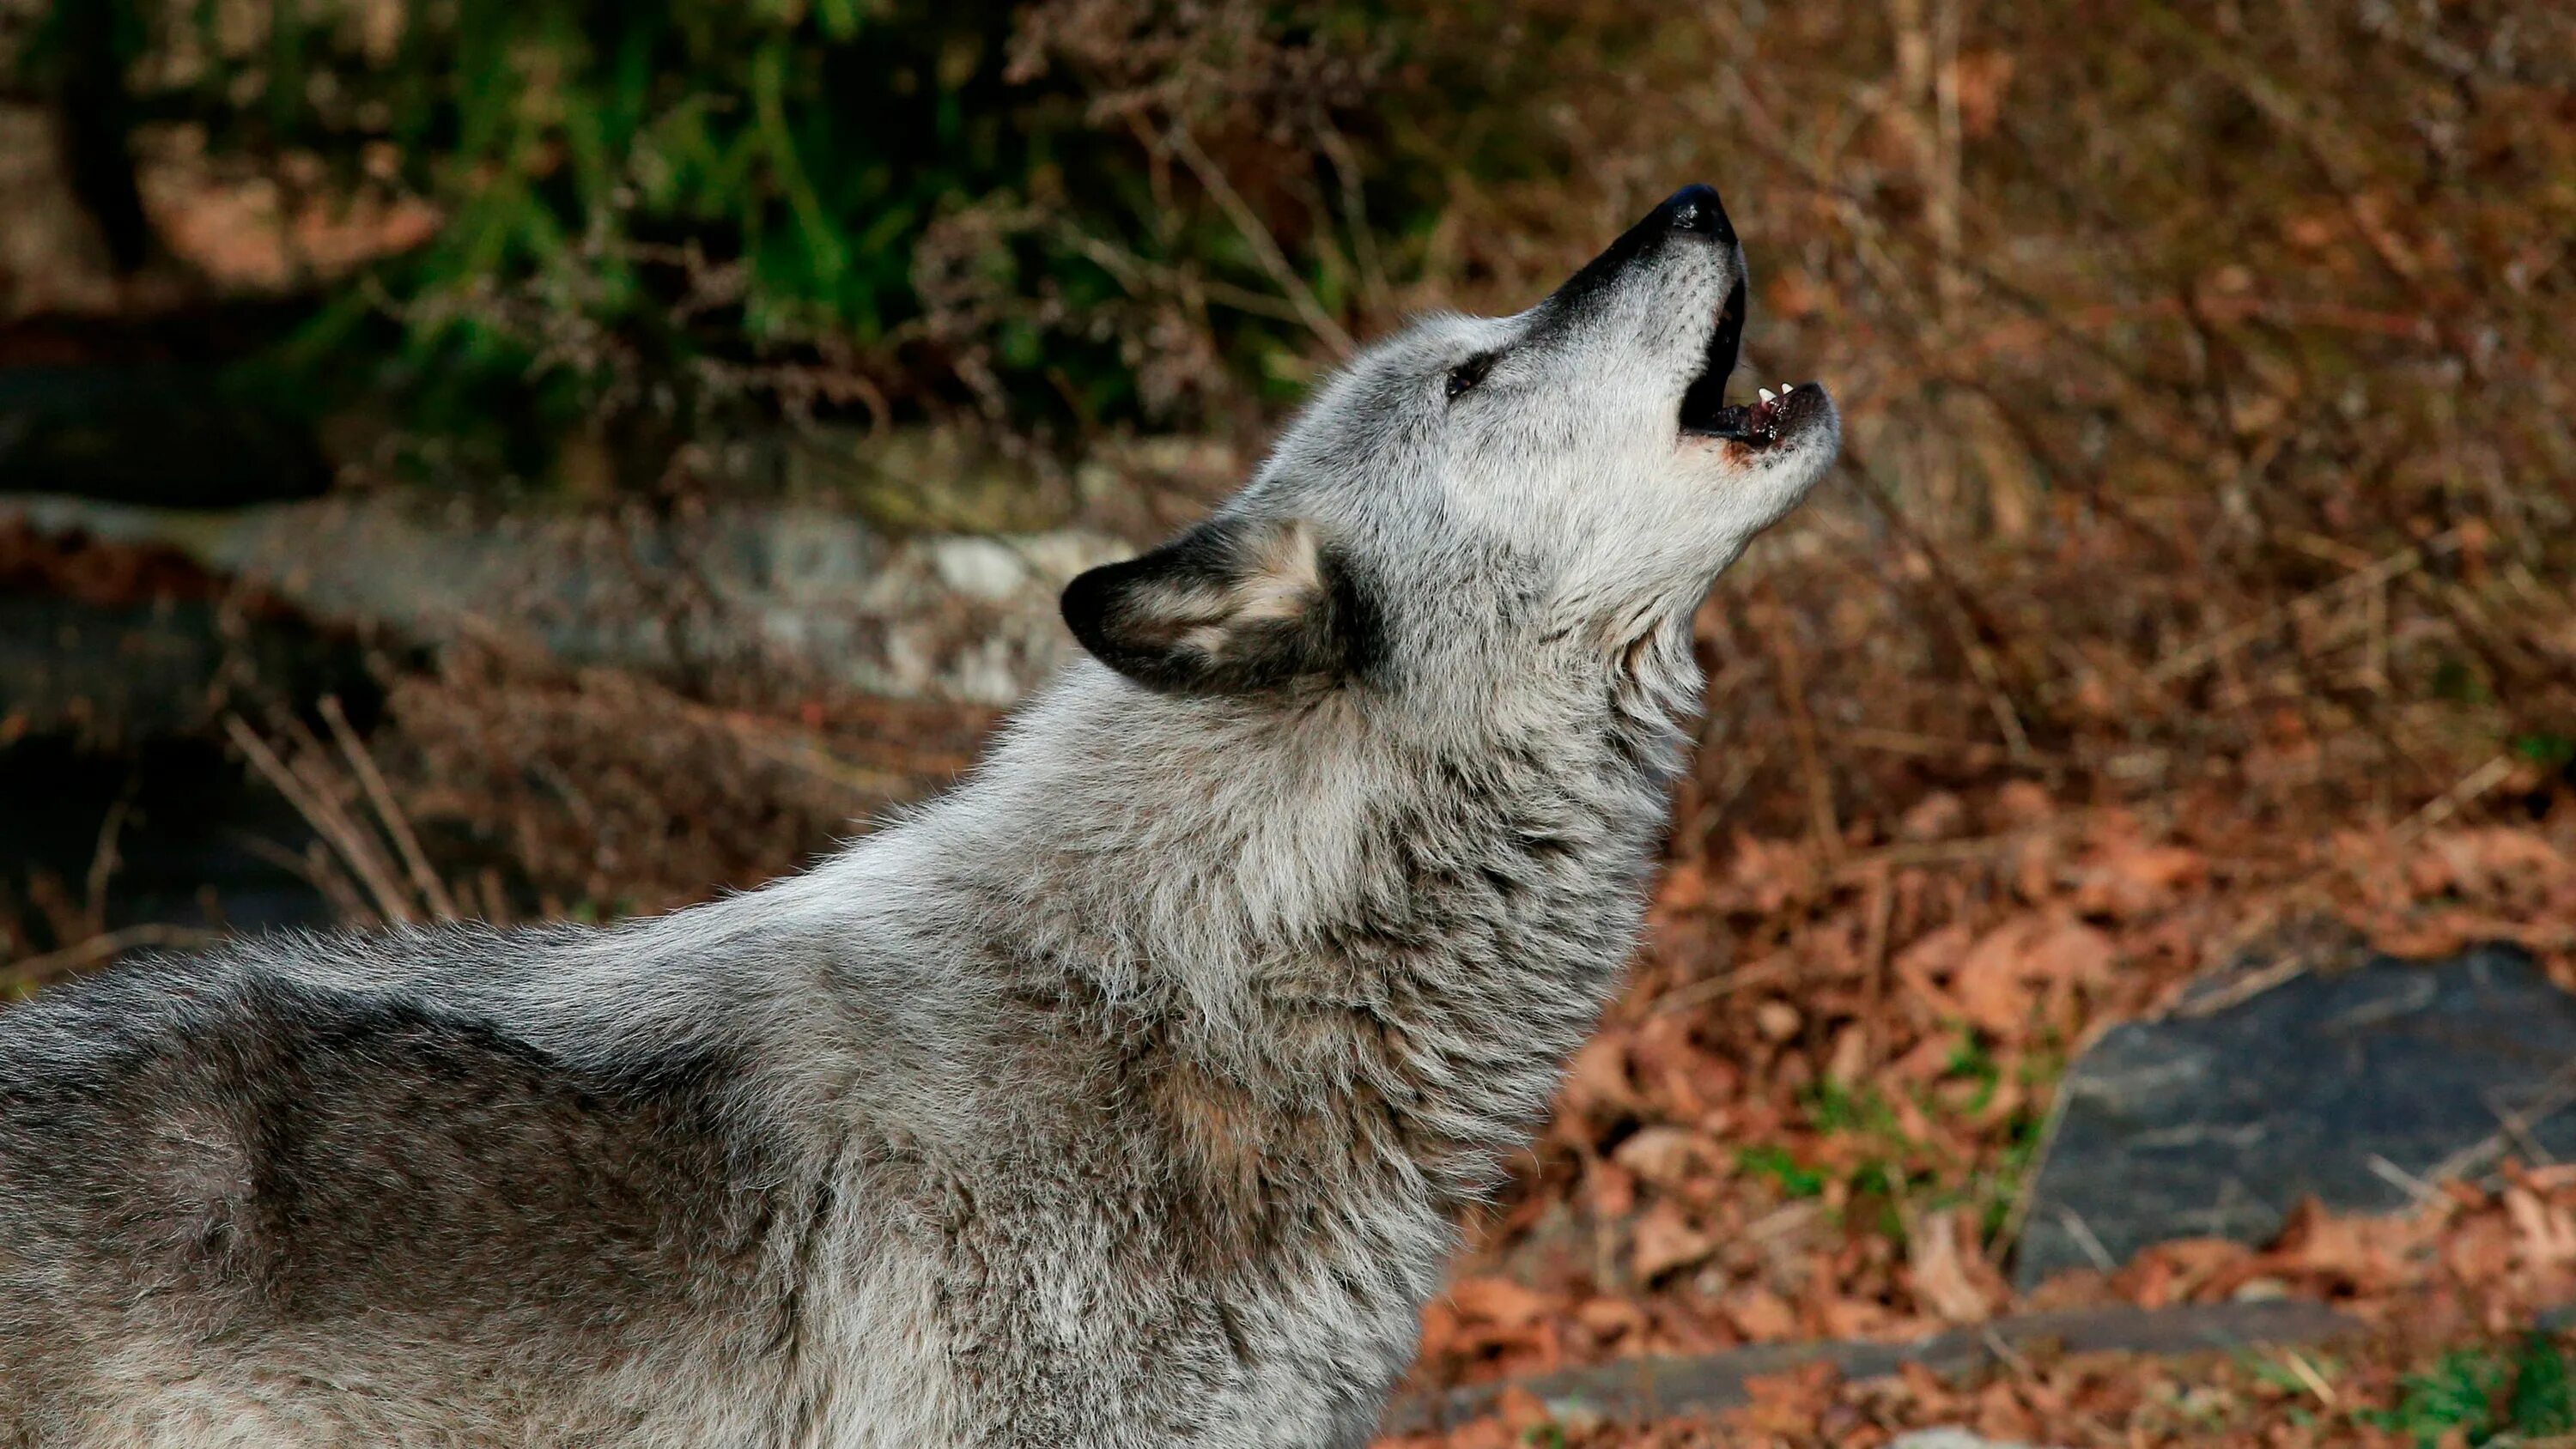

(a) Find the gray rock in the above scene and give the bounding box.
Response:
[1385,1299,2363,1433]
[2,493,1135,706]
[784,425,1073,537]
[2014,943,2576,1287]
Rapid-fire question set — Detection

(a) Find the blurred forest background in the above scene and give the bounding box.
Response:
[3,2,2575,1444]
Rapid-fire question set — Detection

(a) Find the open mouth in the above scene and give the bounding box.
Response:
[1677,280,1807,446]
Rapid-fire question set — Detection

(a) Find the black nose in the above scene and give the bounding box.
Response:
[1658,184,1735,244]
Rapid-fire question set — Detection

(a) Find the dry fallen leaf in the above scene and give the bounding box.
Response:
[1894,923,1976,1020]
[1613,1125,1720,1190]
[2076,840,2208,917]
[1560,1033,1640,1119]
[1906,1209,2002,1324]
[1725,1284,1803,1341]
[1428,1415,1513,1449]
[1585,1156,1639,1219]
[1754,999,1803,1041]
[1898,790,1968,841]
[2505,1185,2576,1268]
[1571,1294,1648,1340]
[1950,912,2115,1034]
[1995,780,2056,825]
[1631,1199,1722,1282]
[1951,47,2016,137]
[1444,1276,1555,1331]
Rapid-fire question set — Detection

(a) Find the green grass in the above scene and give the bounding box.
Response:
[1735,1143,1828,1200]
[1782,1035,2063,1247]
[2361,1335,2576,1447]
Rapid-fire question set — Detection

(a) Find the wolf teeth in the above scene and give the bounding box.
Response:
[1758,388,1777,403]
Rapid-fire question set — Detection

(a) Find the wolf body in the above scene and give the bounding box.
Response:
[0,185,1839,1447]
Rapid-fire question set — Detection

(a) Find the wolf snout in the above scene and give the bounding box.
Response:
[1656,183,1736,245]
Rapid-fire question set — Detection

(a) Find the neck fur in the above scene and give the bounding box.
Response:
[880,618,1701,1210]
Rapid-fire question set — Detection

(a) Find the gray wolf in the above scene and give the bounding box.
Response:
[0,185,1838,1447]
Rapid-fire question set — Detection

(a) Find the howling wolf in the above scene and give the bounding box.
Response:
[0,185,1838,1447]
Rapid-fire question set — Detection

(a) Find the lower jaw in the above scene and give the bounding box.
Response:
[1678,391,1799,446]
[1679,423,1785,452]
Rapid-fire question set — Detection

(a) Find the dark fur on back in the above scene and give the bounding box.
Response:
[1,932,819,1441]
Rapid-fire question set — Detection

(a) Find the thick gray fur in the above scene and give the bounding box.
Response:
[0,187,1838,1447]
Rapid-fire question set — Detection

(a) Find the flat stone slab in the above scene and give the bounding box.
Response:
[3,493,1134,705]
[2014,943,2576,1287]
[1384,1298,2361,1432]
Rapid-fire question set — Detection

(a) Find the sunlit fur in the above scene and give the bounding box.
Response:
[0,191,1838,1447]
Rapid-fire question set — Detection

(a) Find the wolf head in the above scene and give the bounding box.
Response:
[1064,184,1839,704]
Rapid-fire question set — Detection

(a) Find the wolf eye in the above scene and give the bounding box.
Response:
[1444,353,1497,401]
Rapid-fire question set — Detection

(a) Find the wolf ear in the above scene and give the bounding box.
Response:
[1060,516,1378,696]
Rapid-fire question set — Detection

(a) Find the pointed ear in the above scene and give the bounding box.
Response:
[1060,516,1379,695]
